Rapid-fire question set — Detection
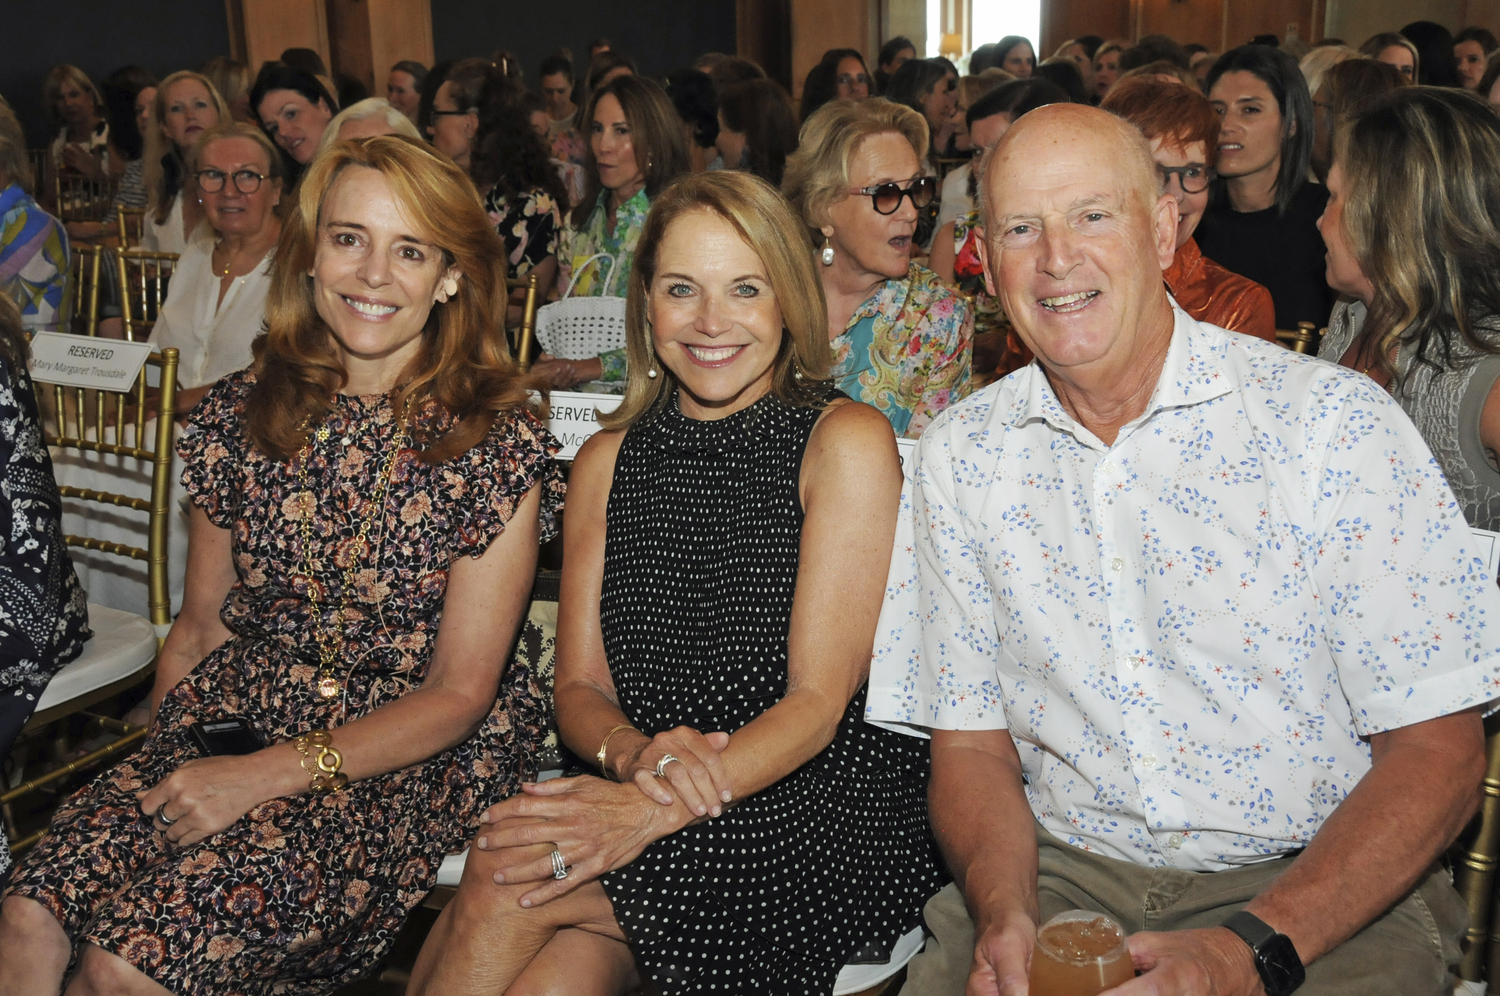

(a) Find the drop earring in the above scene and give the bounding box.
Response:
[647,366,658,379]
[821,235,835,267]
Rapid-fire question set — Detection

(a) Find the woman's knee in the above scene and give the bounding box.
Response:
[0,895,68,949]
[66,944,161,996]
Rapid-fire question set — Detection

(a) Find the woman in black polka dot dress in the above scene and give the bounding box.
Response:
[410,172,941,995]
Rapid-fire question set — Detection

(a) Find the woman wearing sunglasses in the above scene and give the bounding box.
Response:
[148,123,283,417]
[784,98,972,438]
[1102,75,1276,341]
[780,99,978,438]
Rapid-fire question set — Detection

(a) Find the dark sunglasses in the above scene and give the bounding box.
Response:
[849,176,938,215]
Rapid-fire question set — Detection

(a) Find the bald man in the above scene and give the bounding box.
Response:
[867,103,1499,996]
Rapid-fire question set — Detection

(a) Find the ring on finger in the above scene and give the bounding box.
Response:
[654,754,681,778]
[550,847,568,880]
[154,803,178,828]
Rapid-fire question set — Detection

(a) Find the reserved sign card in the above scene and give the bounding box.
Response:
[548,391,623,460]
[28,332,152,391]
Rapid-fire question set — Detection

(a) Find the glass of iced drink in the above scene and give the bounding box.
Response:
[1028,909,1134,996]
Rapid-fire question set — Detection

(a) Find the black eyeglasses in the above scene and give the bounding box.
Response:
[850,176,938,215]
[837,73,872,89]
[195,169,267,194]
[427,108,469,124]
[1156,164,1215,195]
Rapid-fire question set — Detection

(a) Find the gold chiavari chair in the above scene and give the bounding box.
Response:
[1274,322,1319,354]
[116,248,179,341]
[28,150,47,195]
[54,172,116,224]
[515,271,541,369]
[1455,723,1500,989]
[116,208,147,249]
[68,245,104,337]
[1,350,178,857]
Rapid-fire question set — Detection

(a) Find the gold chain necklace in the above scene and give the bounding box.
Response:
[294,400,408,700]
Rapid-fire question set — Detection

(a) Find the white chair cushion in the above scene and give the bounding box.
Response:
[35,603,158,713]
[437,765,566,888]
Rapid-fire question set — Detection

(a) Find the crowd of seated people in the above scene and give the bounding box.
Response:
[6,19,1500,996]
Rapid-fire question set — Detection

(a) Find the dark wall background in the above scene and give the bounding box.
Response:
[3,1,232,148]
[430,0,737,83]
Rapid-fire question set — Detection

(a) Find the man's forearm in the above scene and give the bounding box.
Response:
[1246,708,1485,965]
[930,730,1041,930]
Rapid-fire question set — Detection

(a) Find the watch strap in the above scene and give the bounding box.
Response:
[1223,910,1278,949]
[1222,910,1305,996]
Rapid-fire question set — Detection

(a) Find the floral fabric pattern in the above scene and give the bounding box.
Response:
[556,187,647,299]
[0,184,70,331]
[483,185,561,282]
[5,371,565,994]
[953,210,1030,384]
[867,307,1500,871]
[830,262,973,438]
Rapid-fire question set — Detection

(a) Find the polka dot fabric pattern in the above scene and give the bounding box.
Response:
[597,391,943,995]
[3,371,564,994]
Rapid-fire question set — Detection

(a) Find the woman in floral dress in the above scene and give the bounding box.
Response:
[0,135,562,995]
[784,98,972,439]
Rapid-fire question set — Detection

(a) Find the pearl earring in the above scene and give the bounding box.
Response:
[821,235,835,267]
[647,366,658,379]
[435,276,459,303]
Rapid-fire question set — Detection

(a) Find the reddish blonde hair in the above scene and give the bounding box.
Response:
[1101,74,1222,164]
[247,134,541,463]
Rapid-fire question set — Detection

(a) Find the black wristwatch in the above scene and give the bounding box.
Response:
[1222,911,1305,996]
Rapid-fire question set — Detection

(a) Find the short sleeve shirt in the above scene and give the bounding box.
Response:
[866,307,1500,870]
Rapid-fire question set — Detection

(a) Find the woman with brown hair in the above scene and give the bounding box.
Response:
[409,168,939,996]
[1318,87,1500,530]
[533,74,689,389]
[41,64,109,191]
[0,135,563,994]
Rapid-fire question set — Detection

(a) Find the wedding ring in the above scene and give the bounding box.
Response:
[654,754,681,778]
[550,847,568,880]
[155,803,178,828]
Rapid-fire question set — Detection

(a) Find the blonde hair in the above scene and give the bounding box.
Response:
[144,71,232,224]
[42,65,100,126]
[314,98,421,159]
[599,171,833,430]
[0,100,29,194]
[248,135,536,463]
[1299,45,1363,96]
[186,122,286,231]
[781,97,929,243]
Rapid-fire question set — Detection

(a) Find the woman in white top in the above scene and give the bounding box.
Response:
[141,71,229,254]
[150,122,282,416]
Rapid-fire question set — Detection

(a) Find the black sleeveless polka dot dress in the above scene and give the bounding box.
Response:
[598,391,943,995]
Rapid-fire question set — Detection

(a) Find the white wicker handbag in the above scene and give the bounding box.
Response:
[534,253,628,362]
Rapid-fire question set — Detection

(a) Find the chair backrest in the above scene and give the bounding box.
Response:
[28,149,46,195]
[34,349,180,631]
[68,245,104,337]
[515,271,541,368]
[116,249,179,342]
[1274,322,1320,355]
[54,173,115,223]
[116,208,147,249]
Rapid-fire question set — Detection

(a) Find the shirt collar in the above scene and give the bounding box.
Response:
[1001,304,1236,441]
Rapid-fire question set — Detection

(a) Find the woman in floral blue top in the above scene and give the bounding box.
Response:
[533,75,689,390]
[784,98,972,438]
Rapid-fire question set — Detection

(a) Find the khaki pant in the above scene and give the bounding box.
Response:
[902,823,1466,996]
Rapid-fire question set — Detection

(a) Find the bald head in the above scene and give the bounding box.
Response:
[980,103,1160,232]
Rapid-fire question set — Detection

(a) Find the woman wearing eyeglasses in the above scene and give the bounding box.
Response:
[797,48,873,121]
[148,123,283,417]
[784,99,972,438]
[1102,75,1276,341]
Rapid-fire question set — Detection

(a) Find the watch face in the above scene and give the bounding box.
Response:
[1259,933,1306,996]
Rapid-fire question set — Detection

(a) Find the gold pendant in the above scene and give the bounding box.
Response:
[317,675,340,699]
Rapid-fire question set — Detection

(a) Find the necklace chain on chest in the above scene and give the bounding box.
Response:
[294,402,408,700]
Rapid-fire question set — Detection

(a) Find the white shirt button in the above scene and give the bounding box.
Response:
[1127,656,1141,670]
[1111,557,1124,572]
[1142,752,1158,767]
[1168,833,1185,849]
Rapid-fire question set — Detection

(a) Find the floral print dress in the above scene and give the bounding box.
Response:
[4,371,565,994]
[830,262,973,438]
[483,184,562,282]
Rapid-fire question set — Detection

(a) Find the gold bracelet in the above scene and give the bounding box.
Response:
[293,731,349,794]
[595,723,637,778]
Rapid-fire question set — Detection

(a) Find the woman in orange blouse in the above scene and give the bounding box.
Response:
[1103,75,1277,342]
